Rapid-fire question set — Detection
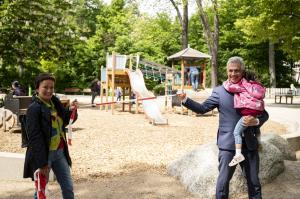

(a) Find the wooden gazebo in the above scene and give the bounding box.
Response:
[167,46,211,90]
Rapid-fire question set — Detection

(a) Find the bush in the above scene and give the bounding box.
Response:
[153,83,165,95]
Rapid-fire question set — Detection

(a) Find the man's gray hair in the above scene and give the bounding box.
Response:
[226,56,245,71]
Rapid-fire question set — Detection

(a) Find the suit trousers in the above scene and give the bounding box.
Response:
[216,149,261,199]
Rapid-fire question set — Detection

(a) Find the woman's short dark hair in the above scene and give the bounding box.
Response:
[35,73,56,89]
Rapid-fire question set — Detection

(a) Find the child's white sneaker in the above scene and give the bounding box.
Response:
[229,154,245,167]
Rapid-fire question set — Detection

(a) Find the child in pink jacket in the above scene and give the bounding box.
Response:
[223,71,266,166]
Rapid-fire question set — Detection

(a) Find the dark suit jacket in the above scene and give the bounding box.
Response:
[183,85,269,151]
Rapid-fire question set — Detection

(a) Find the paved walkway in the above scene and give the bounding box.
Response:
[265,97,300,134]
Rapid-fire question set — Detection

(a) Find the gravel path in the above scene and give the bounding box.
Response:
[0,95,295,198]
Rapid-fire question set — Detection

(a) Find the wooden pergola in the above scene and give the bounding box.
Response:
[167,47,211,90]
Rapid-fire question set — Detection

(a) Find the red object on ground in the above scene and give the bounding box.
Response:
[34,169,47,199]
[68,108,77,146]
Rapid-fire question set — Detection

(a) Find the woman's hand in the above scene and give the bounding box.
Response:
[40,165,50,178]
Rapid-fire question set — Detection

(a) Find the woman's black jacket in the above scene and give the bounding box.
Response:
[23,95,77,180]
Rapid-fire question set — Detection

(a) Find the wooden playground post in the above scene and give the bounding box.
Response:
[202,63,206,89]
[180,59,185,114]
[165,70,168,111]
[3,109,6,132]
[129,54,132,70]
[180,59,184,91]
[122,87,125,111]
[100,65,104,110]
[136,53,140,69]
[105,53,109,111]
[171,61,175,90]
[135,53,140,114]
[111,52,116,114]
[129,87,132,112]
[135,96,139,114]
[165,70,168,110]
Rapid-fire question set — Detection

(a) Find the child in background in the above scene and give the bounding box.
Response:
[116,87,122,101]
[223,71,266,166]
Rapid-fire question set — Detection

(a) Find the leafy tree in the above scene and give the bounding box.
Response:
[0,0,78,80]
[235,0,300,87]
[217,0,270,84]
[72,0,104,39]
[169,0,189,49]
[89,0,136,64]
[131,13,181,63]
[195,0,220,88]
[188,14,207,53]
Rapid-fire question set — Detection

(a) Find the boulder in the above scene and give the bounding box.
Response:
[261,134,295,160]
[168,134,290,198]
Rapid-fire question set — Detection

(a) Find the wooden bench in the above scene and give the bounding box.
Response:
[275,91,295,104]
[82,88,91,95]
[64,88,81,95]
[4,95,32,117]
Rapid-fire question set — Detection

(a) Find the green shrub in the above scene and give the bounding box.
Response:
[153,83,165,95]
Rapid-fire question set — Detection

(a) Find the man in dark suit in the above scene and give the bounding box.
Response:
[177,56,269,199]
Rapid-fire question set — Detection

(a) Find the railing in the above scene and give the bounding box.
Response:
[265,88,299,98]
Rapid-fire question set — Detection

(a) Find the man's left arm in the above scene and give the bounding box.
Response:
[257,110,269,127]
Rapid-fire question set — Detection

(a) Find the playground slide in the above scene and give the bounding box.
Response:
[126,69,168,124]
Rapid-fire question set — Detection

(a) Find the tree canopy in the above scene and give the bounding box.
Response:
[0,0,299,91]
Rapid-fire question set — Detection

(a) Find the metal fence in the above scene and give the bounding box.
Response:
[265,87,299,98]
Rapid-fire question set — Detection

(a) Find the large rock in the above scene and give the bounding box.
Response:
[261,134,295,161]
[168,134,291,198]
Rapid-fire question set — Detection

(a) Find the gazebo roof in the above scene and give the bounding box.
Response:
[167,47,211,61]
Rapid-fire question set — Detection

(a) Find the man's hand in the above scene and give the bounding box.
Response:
[242,115,259,126]
[177,90,186,101]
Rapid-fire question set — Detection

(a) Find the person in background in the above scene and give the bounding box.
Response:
[23,73,77,199]
[189,66,199,91]
[290,83,297,95]
[11,80,27,147]
[185,67,191,85]
[11,80,26,96]
[130,91,136,104]
[90,79,100,107]
[177,56,269,199]
[116,87,122,101]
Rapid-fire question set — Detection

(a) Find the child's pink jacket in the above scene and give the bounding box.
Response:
[223,78,266,111]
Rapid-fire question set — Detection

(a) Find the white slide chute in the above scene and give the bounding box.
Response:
[126,69,168,125]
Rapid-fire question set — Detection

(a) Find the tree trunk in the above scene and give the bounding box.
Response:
[211,43,218,87]
[17,56,24,77]
[18,64,24,77]
[196,0,219,87]
[170,0,189,49]
[268,41,276,88]
[182,1,188,49]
